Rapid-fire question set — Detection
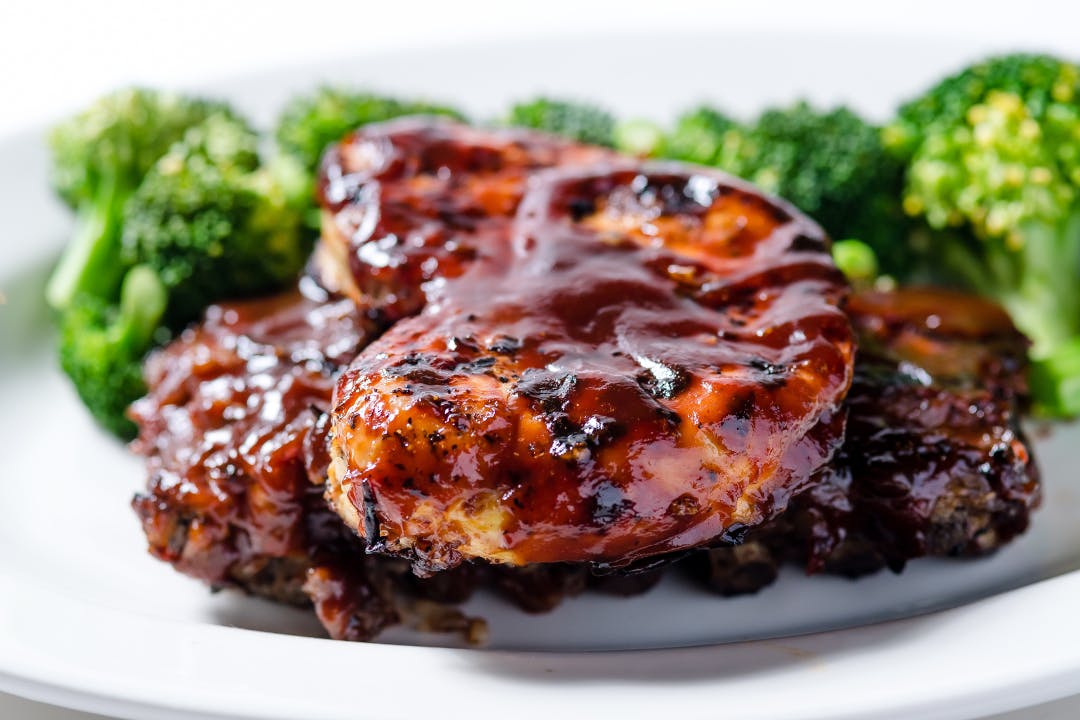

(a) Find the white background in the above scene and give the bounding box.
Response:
[1,1,1077,717]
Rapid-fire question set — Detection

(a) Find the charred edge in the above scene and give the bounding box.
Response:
[360,480,384,552]
[789,233,826,253]
[590,549,691,576]
[721,522,751,545]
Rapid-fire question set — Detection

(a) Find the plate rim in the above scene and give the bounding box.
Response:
[2,568,1080,720]
[4,33,1080,720]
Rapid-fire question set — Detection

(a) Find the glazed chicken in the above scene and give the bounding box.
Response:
[315,117,615,314]
[322,120,855,573]
[129,282,1040,640]
[128,117,1040,643]
[127,280,664,640]
[695,287,1041,594]
[130,285,405,638]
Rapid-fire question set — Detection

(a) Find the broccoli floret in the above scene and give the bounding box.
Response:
[505,97,616,147]
[47,89,251,438]
[122,114,310,327]
[885,54,1080,415]
[885,53,1078,161]
[612,118,666,157]
[58,265,167,439]
[46,88,235,311]
[275,88,465,233]
[832,239,880,288]
[648,103,908,274]
[655,106,739,165]
[721,103,907,272]
[613,107,736,161]
[275,88,466,173]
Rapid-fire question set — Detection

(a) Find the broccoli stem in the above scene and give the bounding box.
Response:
[56,264,167,440]
[45,175,127,311]
[115,264,167,350]
[999,211,1080,358]
[613,119,664,157]
[940,239,995,294]
[1030,338,1080,416]
[968,209,1080,416]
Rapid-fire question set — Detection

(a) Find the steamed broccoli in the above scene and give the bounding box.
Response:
[652,106,739,165]
[45,88,235,311]
[633,103,908,274]
[885,53,1080,415]
[123,114,310,327]
[676,103,908,272]
[612,118,666,157]
[50,91,311,438]
[275,88,466,174]
[832,239,881,289]
[505,97,616,146]
[58,266,167,438]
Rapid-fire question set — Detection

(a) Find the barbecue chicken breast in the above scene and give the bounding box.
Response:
[322,119,856,573]
[127,118,1040,643]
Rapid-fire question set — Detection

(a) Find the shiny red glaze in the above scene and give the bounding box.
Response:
[317,117,614,319]
[323,120,856,572]
[694,287,1041,595]
[830,288,1039,558]
[130,280,375,590]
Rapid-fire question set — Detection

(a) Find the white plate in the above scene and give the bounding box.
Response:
[2,31,1080,720]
